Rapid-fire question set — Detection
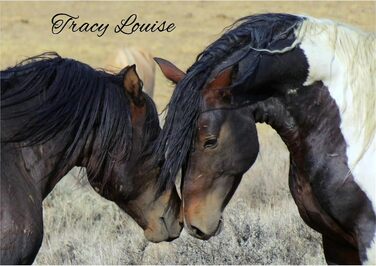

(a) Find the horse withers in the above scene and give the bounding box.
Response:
[0,53,182,264]
[155,14,375,264]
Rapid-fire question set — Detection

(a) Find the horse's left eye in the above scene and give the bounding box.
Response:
[204,138,218,149]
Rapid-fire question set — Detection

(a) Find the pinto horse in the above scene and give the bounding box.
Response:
[0,53,182,264]
[154,14,375,264]
[105,47,156,98]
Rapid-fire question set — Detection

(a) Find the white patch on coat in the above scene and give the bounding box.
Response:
[298,16,376,263]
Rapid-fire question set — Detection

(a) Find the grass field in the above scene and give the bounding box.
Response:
[1,1,375,264]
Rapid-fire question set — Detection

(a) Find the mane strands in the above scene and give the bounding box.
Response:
[1,53,138,182]
[297,17,376,163]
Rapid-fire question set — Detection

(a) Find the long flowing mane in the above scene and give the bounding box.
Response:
[296,17,376,165]
[1,52,159,181]
[154,13,304,190]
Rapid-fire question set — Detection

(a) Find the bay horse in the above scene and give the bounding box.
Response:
[105,47,156,98]
[154,14,376,264]
[0,53,182,264]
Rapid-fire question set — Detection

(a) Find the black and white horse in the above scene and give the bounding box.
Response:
[154,13,375,264]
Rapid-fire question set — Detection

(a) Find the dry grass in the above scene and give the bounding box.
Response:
[1,1,374,264]
[35,128,325,264]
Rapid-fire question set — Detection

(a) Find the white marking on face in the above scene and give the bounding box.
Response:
[299,17,376,263]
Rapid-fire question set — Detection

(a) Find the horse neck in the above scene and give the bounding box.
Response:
[80,122,151,201]
[250,81,347,170]
[18,132,88,199]
[250,96,301,157]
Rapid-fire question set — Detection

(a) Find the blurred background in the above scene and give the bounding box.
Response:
[1,1,375,264]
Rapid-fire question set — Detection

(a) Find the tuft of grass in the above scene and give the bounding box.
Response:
[35,127,325,264]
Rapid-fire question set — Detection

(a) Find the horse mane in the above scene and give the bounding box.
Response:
[1,52,160,182]
[154,13,304,191]
[296,17,376,165]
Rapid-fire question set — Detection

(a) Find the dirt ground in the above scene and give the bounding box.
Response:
[1,1,375,264]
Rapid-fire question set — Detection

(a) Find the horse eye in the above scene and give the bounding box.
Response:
[203,138,218,149]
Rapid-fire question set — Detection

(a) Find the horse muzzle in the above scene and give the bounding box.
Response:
[185,216,224,240]
[144,215,183,243]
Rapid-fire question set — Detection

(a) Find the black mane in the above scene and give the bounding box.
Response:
[155,13,303,191]
[1,52,159,181]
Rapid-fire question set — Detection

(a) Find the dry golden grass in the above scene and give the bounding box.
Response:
[1,1,375,264]
[35,130,325,264]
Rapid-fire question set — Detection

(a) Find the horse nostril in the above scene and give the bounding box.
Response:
[191,225,208,239]
[179,221,184,228]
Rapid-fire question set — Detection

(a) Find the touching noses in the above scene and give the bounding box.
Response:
[161,205,184,241]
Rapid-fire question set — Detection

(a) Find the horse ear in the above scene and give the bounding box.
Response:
[154,57,186,84]
[123,64,145,106]
[206,66,233,102]
[207,66,233,90]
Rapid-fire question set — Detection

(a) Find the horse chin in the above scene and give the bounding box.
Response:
[143,217,182,243]
[144,225,168,243]
[144,230,180,243]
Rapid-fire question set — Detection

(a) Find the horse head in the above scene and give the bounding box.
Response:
[155,58,259,239]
